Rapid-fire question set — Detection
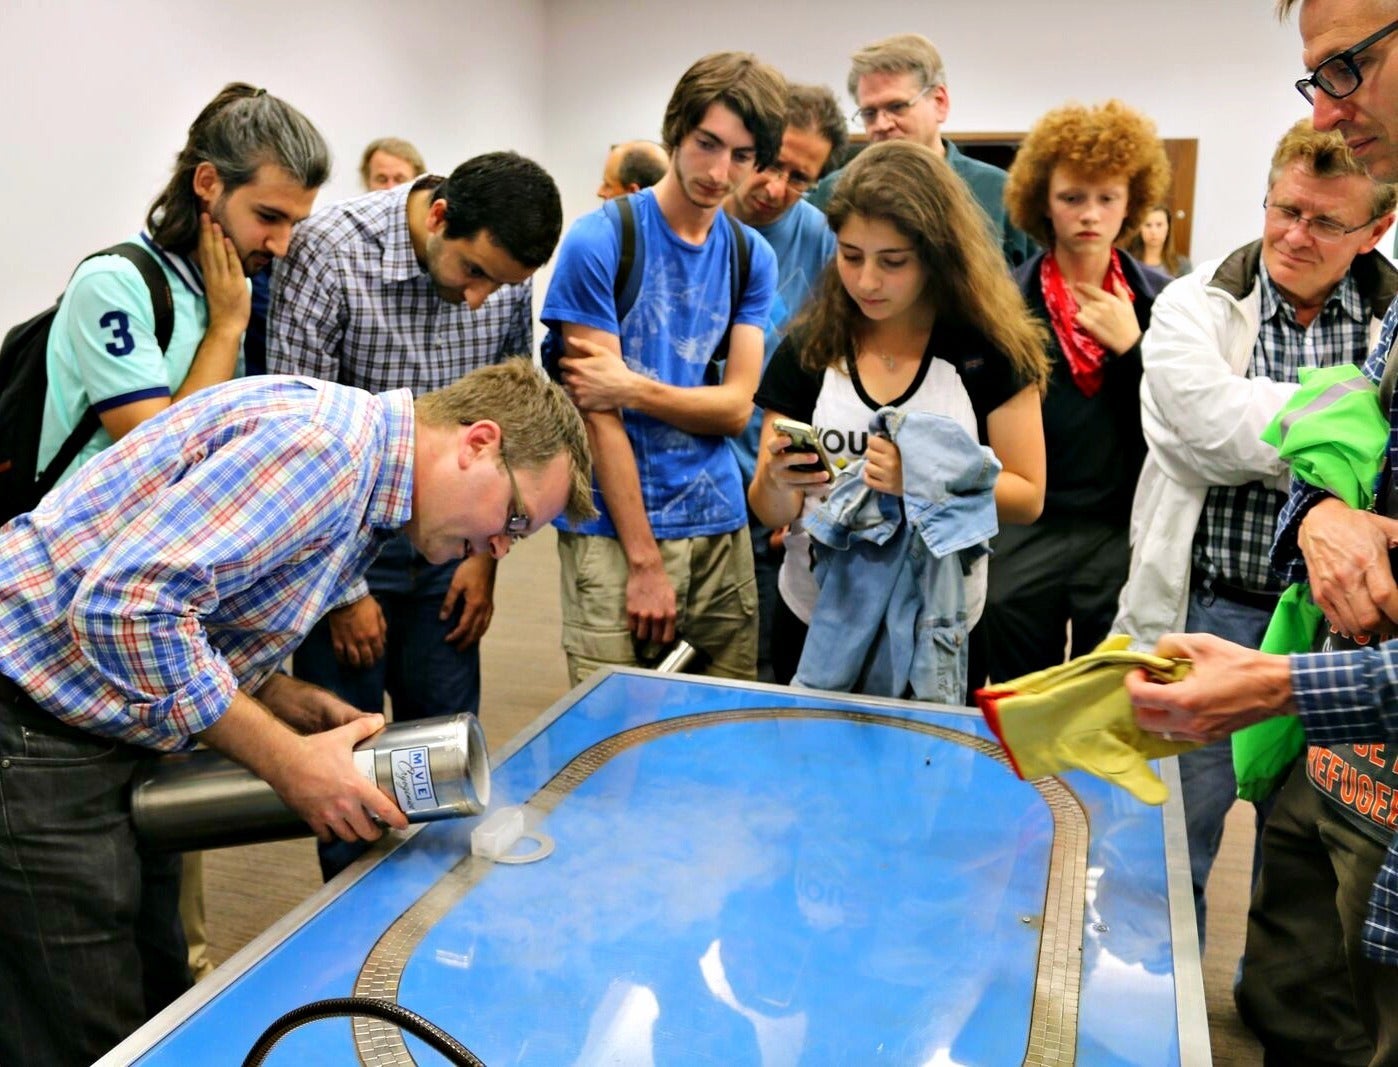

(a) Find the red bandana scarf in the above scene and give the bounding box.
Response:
[1039,250,1135,398]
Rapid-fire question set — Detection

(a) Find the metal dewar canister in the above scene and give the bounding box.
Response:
[131,713,491,852]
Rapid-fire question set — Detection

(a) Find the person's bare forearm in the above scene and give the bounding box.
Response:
[627,377,753,436]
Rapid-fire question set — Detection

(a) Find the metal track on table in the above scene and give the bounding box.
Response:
[350,707,1087,1066]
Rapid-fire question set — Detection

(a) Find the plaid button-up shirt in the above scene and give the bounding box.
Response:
[1272,291,1398,964]
[1193,268,1367,593]
[0,376,414,751]
[266,176,533,393]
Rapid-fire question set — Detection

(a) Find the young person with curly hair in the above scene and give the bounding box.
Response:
[979,100,1171,685]
[749,139,1048,692]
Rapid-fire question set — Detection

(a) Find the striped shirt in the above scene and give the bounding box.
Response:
[1193,267,1367,593]
[266,176,532,393]
[1275,292,1398,963]
[0,376,414,751]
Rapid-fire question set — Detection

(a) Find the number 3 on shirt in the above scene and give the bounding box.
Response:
[99,310,135,356]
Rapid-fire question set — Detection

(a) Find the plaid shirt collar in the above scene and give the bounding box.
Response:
[380,175,445,285]
[365,387,417,530]
[1258,260,1366,328]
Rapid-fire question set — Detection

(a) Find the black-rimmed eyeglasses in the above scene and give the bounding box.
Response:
[499,450,531,539]
[1296,18,1398,103]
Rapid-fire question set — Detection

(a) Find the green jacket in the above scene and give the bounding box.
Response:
[1232,362,1388,801]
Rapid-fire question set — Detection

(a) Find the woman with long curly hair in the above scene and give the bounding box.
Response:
[979,99,1171,684]
[749,139,1048,692]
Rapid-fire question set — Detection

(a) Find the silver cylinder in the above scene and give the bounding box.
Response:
[130,713,490,852]
[655,640,701,674]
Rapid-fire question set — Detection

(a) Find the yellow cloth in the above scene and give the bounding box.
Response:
[976,636,1198,805]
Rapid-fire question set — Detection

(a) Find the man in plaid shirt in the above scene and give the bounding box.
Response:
[1114,120,1398,952]
[267,153,561,799]
[1129,6,1398,1060]
[0,361,592,1065]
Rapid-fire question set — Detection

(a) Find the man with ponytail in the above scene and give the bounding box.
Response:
[36,82,327,487]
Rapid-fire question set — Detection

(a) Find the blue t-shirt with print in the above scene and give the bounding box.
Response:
[543,188,777,539]
[729,197,835,486]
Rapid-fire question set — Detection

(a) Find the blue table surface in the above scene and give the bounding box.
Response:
[128,672,1200,1066]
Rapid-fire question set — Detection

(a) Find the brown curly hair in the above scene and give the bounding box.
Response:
[795,141,1048,390]
[1005,99,1170,249]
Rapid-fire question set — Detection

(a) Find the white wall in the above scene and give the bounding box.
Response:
[0,0,547,325]
[0,0,1318,328]
[541,0,1310,264]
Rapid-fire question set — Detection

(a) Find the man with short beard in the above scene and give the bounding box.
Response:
[36,82,326,488]
[266,155,562,877]
[544,52,784,685]
[723,83,845,681]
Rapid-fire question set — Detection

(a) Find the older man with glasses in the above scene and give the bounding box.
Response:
[805,32,1034,267]
[1112,116,1396,986]
[1124,3,1398,1062]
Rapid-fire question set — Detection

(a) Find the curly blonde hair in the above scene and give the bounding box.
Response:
[1005,100,1171,249]
[795,141,1048,390]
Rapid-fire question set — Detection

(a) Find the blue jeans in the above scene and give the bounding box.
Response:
[293,534,481,722]
[1178,585,1274,952]
[294,534,481,878]
[0,680,187,1065]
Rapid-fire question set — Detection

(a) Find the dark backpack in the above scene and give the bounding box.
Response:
[0,243,173,524]
[543,194,752,381]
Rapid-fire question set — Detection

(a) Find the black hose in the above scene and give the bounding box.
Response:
[241,996,485,1066]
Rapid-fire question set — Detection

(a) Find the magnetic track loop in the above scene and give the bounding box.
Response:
[349,707,1088,1066]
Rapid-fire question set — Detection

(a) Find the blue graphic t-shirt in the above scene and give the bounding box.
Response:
[729,197,836,486]
[543,189,777,539]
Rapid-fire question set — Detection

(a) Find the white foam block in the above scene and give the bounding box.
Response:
[471,805,525,860]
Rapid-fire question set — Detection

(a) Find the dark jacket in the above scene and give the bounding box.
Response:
[1016,250,1170,524]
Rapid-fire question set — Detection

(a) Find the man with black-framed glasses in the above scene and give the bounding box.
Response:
[805,33,1034,267]
[1121,4,1398,1062]
[1113,121,1396,1032]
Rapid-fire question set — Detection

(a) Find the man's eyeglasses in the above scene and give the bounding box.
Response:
[499,449,531,539]
[758,163,816,192]
[1295,17,1398,103]
[852,84,932,127]
[1263,199,1379,242]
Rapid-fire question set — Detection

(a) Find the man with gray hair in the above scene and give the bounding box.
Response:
[597,140,669,199]
[1125,3,1398,1059]
[1113,118,1397,958]
[806,32,1032,266]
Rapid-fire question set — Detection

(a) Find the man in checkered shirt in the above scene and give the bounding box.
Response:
[0,362,593,1065]
[267,152,561,792]
[1129,10,1398,1062]
[1114,119,1398,955]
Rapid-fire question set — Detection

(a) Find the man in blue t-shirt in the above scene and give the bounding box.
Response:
[543,52,785,684]
[722,84,844,680]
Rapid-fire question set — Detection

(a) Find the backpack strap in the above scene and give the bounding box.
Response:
[34,242,175,496]
[604,197,751,374]
[607,194,644,324]
[709,212,752,368]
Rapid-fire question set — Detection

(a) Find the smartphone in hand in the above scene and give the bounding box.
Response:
[772,417,835,480]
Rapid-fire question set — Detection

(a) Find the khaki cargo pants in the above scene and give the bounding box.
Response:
[558,528,758,687]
